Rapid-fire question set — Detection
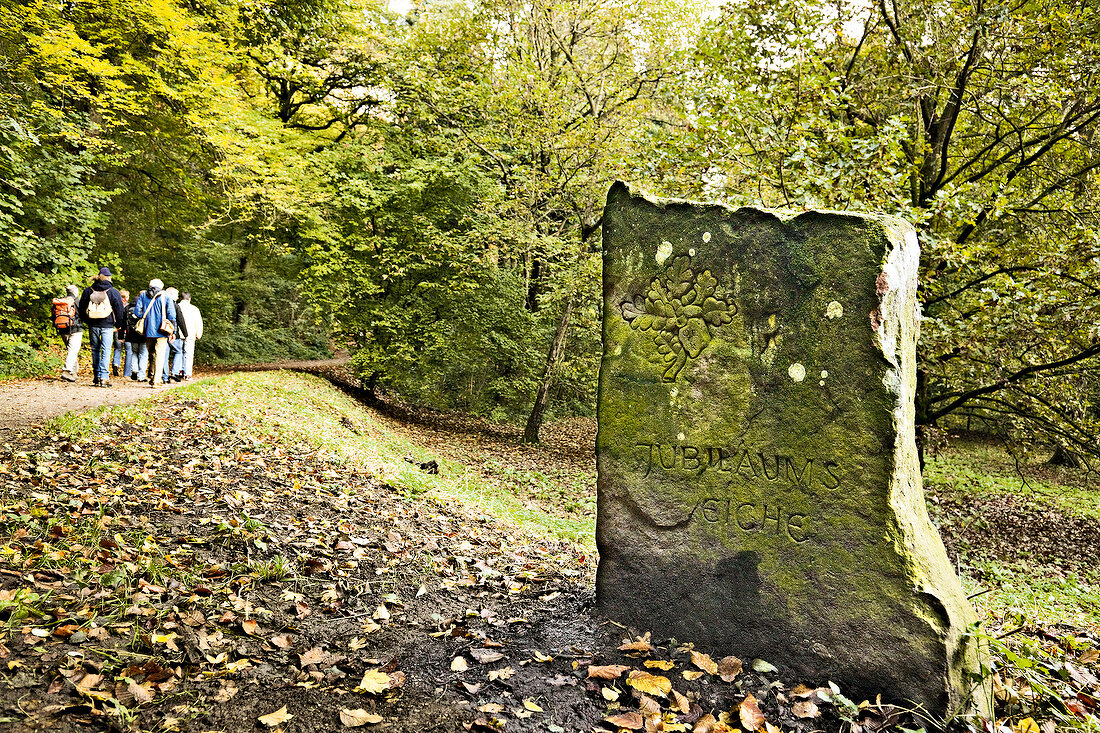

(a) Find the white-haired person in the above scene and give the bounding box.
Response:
[175,291,203,380]
[130,278,177,387]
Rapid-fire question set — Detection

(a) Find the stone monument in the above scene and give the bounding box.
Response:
[595,182,986,719]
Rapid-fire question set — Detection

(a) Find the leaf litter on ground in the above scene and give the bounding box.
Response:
[0,371,1097,733]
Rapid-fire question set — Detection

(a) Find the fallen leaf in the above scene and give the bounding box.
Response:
[682,670,704,681]
[751,659,777,674]
[487,667,514,681]
[270,634,293,649]
[523,699,544,712]
[75,673,104,693]
[339,708,383,727]
[690,651,718,675]
[299,647,328,666]
[214,681,238,703]
[462,681,482,694]
[1014,719,1040,733]
[645,660,675,671]
[604,712,644,730]
[373,605,390,621]
[451,656,469,672]
[470,648,505,664]
[619,634,654,656]
[739,693,766,732]
[718,656,743,682]
[671,690,690,713]
[531,650,553,663]
[258,706,293,727]
[792,700,819,719]
[694,714,718,733]
[638,695,662,715]
[587,664,631,680]
[241,619,259,635]
[790,684,816,699]
[128,681,154,704]
[626,670,671,698]
[1081,649,1100,664]
[601,686,620,701]
[357,670,392,695]
[478,703,505,713]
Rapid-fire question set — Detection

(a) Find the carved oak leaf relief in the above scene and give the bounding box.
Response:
[621,256,734,381]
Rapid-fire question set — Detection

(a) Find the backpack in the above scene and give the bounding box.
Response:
[125,302,140,332]
[52,298,76,331]
[86,290,113,319]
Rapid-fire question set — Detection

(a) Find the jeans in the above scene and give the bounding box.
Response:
[133,340,148,379]
[112,331,122,369]
[183,337,197,377]
[62,330,82,375]
[88,326,114,383]
[123,341,136,377]
[163,338,183,382]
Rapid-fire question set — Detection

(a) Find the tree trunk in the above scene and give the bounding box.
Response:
[233,255,249,325]
[523,297,574,444]
[1048,444,1081,468]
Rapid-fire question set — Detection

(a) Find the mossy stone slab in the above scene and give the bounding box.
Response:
[595,182,986,719]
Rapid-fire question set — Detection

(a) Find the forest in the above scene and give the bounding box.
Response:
[3,0,1100,458]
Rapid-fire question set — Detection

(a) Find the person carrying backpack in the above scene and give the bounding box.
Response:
[53,284,83,382]
[77,267,126,387]
[131,278,177,388]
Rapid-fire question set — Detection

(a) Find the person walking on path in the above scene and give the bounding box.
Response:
[176,292,203,380]
[121,293,139,379]
[132,278,177,387]
[77,268,125,387]
[112,289,130,378]
[162,287,187,384]
[53,284,83,382]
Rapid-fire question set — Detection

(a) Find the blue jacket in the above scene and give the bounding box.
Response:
[78,279,125,328]
[133,287,177,338]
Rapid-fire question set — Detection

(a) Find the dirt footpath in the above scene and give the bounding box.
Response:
[0,376,188,434]
[0,357,351,434]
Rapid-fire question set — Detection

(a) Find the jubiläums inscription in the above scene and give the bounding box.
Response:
[595,182,987,720]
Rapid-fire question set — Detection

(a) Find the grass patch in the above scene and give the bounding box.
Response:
[927,437,1100,632]
[965,561,1100,631]
[47,371,596,547]
[926,442,1100,523]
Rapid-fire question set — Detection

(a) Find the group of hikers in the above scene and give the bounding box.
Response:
[51,268,204,388]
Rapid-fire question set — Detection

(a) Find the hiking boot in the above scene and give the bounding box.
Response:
[112,365,119,377]
[101,381,111,388]
[131,374,139,381]
[61,371,76,383]
[93,378,101,387]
